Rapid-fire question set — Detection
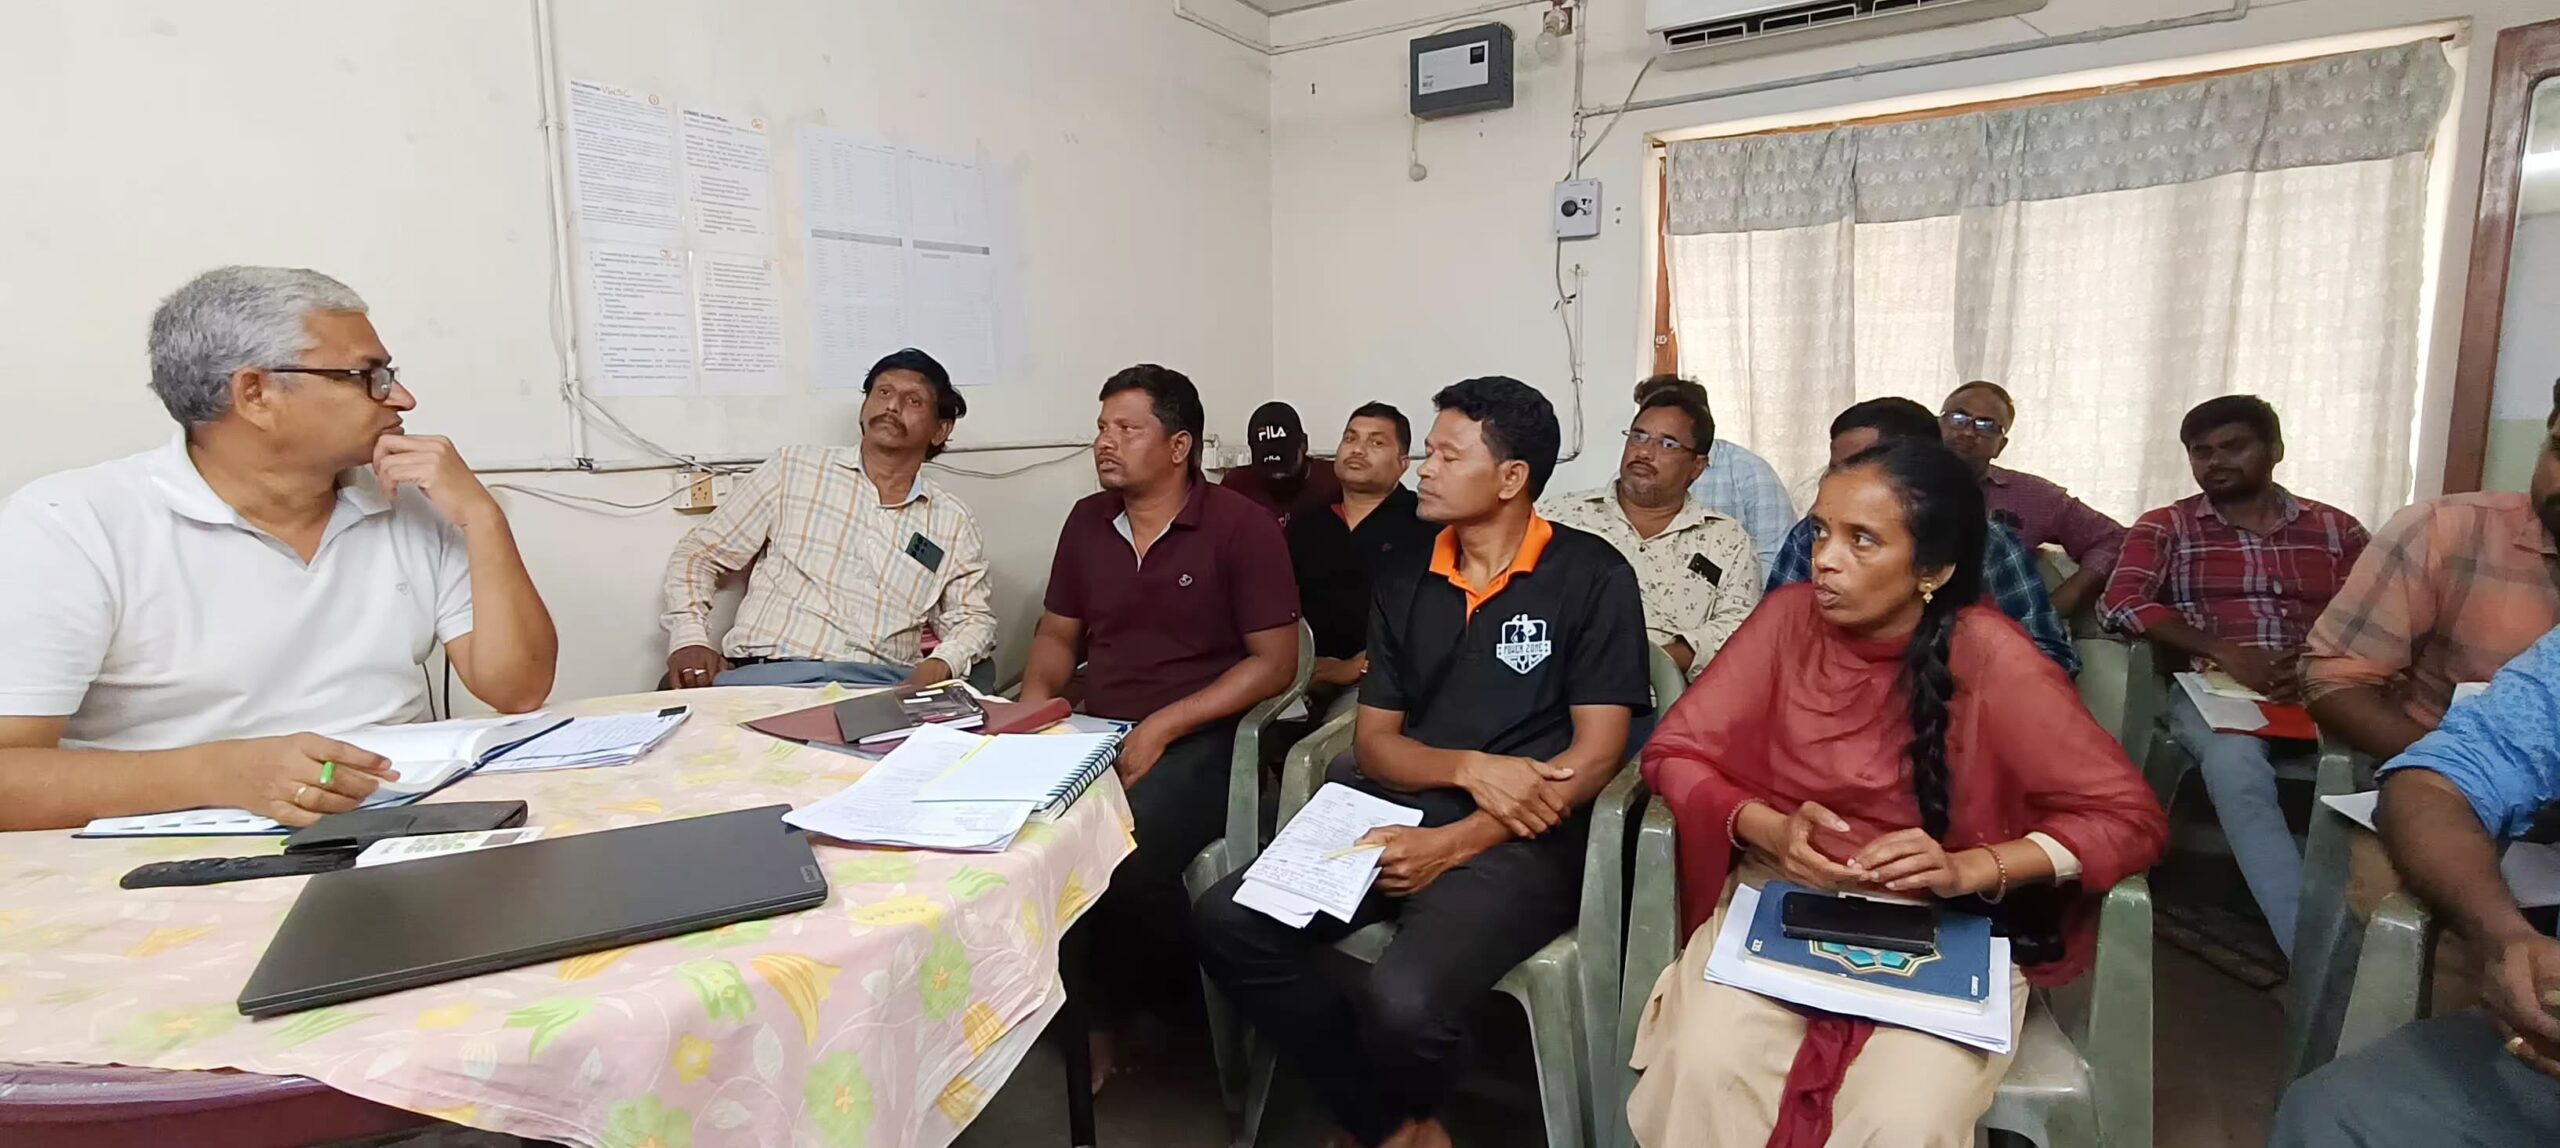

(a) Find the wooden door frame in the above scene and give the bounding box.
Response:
[2446,18,2560,492]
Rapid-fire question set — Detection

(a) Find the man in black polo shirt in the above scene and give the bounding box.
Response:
[1022,363,1302,1084]
[1287,401,1437,723]
[1194,376,1652,1148]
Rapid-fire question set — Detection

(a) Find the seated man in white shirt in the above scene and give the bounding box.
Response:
[0,266,558,831]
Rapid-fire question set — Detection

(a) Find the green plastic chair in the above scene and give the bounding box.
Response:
[1185,619,1315,1109]
[2333,892,2435,1059]
[2116,640,2188,804]
[2284,742,2377,1079]
[1612,803,2154,1148]
[1224,645,1685,1148]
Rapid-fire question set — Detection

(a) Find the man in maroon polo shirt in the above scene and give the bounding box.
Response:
[1020,363,1302,1082]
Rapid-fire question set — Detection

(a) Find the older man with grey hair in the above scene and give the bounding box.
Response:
[0,266,557,831]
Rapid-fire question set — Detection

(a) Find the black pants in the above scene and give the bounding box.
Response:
[1191,764,1581,1146]
[1084,719,1241,1018]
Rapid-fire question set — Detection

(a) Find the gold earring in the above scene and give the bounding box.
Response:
[1920,583,1937,605]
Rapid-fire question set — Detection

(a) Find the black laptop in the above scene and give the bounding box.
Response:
[238,805,829,1017]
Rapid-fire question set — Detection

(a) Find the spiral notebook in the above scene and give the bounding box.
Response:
[905,722,1124,817]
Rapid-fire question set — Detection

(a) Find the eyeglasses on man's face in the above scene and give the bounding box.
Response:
[268,364,400,402]
[1940,411,2004,438]
[1621,428,1699,456]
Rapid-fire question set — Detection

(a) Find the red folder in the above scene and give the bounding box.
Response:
[2193,697,2318,741]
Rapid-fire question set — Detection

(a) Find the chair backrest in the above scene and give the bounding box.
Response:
[1219,618,1318,874]
[1646,644,1687,721]
[2115,638,2165,765]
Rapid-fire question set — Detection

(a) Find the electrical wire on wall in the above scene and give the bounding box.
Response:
[927,446,1093,481]
[1574,55,1657,172]
[487,481,695,515]
[1539,0,1660,462]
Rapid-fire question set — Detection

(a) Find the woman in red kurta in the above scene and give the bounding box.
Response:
[1626,440,2165,1148]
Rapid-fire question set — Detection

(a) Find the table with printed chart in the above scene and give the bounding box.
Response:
[0,686,1133,1148]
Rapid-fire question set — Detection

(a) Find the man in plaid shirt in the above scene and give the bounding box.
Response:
[2303,382,2560,762]
[659,348,997,691]
[2103,395,2369,957]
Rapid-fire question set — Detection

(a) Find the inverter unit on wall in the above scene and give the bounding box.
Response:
[1646,0,2048,69]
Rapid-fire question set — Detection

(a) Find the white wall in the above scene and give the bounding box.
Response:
[0,0,1276,707]
[1267,0,2557,500]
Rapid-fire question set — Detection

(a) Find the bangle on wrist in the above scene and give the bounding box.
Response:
[1980,847,2010,902]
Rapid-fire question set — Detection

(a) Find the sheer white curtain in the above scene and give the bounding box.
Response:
[1666,43,2449,528]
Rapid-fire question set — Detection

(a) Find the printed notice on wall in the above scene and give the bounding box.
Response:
[907,242,997,395]
[565,80,681,245]
[799,126,1012,390]
[1415,42,1489,96]
[694,254,787,396]
[679,107,773,249]
[579,243,694,397]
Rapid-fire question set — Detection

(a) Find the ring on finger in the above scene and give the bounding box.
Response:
[294,784,312,807]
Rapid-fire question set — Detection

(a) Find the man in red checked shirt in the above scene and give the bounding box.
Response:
[2101,395,2368,961]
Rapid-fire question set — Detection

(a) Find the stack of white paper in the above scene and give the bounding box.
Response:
[1703,883,2016,1054]
[2176,672,2270,733]
[1234,784,1424,928]
[480,710,691,774]
[784,725,1035,852]
[909,723,1120,808]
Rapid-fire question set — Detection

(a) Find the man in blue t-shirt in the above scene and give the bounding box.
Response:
[2273,625,2560,1145]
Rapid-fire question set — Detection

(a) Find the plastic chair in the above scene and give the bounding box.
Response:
[1225,645,1685,1148]
[1613,804,2154,1148]
[2114,641,2189,804]
[2333,892,2436,1059]
[2283,742,2377,1079]
[1186,618,1315,1108]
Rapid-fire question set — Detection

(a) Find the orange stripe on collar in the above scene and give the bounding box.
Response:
[1428,514,1555,619]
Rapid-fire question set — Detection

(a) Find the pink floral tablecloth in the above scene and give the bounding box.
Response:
[0,686,1135,1148]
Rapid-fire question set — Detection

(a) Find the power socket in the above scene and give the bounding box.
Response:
[675,470,719,514]
[1554,178,1601,240]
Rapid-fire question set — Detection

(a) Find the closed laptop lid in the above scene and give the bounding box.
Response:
[238,805,827,1016]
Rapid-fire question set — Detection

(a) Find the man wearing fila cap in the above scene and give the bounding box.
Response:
[1221,400,1342,526]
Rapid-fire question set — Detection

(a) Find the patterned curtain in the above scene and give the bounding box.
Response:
[1664,41,2453,528]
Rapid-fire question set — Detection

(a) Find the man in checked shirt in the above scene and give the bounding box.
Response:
[2102,395,2369,959]
[658,347,997,690]
[2303,379,2560,763]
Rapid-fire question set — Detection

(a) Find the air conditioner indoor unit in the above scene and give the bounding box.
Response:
[1646,0,2049,69]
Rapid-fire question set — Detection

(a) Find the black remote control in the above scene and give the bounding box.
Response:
[120,851,356,889]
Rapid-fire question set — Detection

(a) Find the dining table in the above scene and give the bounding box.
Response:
[0,684,1135,1148]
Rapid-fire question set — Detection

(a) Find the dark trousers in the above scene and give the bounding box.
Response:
[1191,766,1581,1146]
[2273,1009,2560,1147]
[1084,719,1241,1017]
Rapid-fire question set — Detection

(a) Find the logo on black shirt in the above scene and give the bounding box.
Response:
[1495,614,1552,674]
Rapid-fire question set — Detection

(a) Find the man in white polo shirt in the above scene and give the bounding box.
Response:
[0,266,558,830]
